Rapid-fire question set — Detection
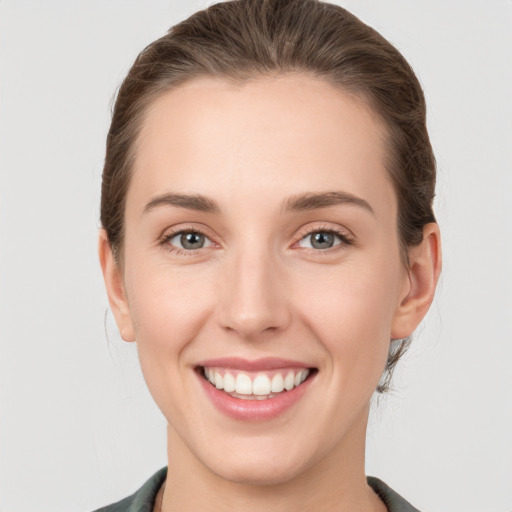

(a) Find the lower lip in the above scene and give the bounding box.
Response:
[197,370,315,421]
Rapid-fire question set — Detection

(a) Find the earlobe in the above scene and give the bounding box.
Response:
[391,223,442,339]
[98,229,136,342]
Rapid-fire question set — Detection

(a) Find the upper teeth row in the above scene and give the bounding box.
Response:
[204,368,310,395]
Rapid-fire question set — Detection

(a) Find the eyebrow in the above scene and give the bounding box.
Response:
[283,191,374,214]
[143,193,221,215]
[142,190,374,216]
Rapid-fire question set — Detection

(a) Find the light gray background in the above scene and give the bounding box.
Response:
[1,1,511,511]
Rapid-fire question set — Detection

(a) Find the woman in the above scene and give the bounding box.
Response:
[96,0,441,510]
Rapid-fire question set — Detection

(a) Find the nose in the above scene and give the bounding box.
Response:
[216,248,292,340]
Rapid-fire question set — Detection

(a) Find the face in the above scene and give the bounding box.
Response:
[104,74,422,485]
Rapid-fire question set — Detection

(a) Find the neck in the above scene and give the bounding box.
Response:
[160,407,386,512]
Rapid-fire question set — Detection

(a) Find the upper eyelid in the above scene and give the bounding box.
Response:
[160,224,216,241]
[295,223,353,240]
[166,230,211,243]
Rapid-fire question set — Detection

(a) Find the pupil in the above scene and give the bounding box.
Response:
[311,232,334,249]
[181,232,204,249]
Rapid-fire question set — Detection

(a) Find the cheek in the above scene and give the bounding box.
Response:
[296,256,403,383]
[126,265,212,347]
[122,258,216,402]
[122,266,223,435]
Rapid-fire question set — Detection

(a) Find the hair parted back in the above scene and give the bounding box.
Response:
[101,0,436,392]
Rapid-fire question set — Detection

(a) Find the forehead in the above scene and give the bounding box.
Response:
[130,74,395,217]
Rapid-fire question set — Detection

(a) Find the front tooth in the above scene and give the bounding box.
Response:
[235,373,252,395]
[253,374,271,395]
[284,371,295,391]
[223,372,236,392]
[214,371,223,389]
[271,373,284,393]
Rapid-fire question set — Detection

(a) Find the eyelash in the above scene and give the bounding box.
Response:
[159,225,353,255]
[294,225,353,252]
[159,226,215,256]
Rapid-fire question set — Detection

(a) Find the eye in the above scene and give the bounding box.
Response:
[298,230,348,250]
[164,230,213,251]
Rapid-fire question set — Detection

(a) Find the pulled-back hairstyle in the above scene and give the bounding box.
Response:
[101,0,436,392]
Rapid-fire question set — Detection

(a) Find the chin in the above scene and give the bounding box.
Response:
[211,458,305,487]
[198,438,316,487]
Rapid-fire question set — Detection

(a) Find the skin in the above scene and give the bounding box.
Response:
[99,74,441,512]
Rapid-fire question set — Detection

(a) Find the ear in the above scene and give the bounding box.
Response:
[391,223,442,339]
[98,229,135,342]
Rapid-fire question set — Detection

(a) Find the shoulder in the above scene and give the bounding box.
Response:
[92,467,167,512]
[367,476,421,512]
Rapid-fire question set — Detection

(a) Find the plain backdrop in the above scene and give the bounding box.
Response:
[1,1,511,511]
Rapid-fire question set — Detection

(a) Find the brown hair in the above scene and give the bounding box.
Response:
[101,0,436,392]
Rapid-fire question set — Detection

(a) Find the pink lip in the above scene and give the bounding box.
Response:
[195,360,316,422]
[195,357,311,372]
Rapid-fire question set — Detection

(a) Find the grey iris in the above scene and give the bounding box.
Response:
[181,232,205,249]
[311,232,335,249]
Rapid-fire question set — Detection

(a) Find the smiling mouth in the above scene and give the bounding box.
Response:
[198,366,317,400]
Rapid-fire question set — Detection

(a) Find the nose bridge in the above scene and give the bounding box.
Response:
[218,238,290,338]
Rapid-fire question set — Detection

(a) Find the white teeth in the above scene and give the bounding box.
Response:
[235,373,253,395]
[223,372,236,393]
[284,371,295,391]
[214,371,223,389]
[253,374,271,395]
[203,367,312,397]
[271,373,284,393]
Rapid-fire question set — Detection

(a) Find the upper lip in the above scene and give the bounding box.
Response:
[195,357,313,371]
